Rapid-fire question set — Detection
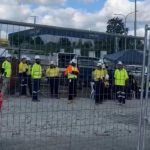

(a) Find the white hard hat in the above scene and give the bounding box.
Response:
[6,54,11,58]
[71,59,77,64]
[35,55,40,59]
[50,61,54,64]
[102,64,105,69]
[21,55,26,59]
[99,59,104,64]
[97,63,102,66]
[118,61,123,65]
[26,57,31,61]
[105,74,109,80]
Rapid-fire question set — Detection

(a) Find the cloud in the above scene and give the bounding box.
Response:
[0,0,148,37]
[1,0,66,5]
[76,0,98,4]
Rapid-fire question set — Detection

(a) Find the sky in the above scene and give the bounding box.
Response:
[0,0,148,37]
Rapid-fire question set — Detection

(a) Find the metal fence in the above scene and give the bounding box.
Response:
[0,19,150,150]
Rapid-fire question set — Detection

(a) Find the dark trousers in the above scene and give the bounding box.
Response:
[48,77,59,97]
[32,79,40,101]
[19,73,27,96]
[95,80,104,104]
[116,85,126,104]
[68,79,77,100]
[27,75,32,96]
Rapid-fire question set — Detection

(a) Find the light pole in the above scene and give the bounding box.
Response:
[114,11,137,50]
[114,11,136,35]
[134,0,137,49]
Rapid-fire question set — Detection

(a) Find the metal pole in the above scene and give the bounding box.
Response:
[137,25,148,150]
[134,0,137,49]
[142,28,150,150]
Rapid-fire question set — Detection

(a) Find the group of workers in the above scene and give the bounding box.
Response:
[92,61,128,105]
[0,54,79,103]
[0,53,129,105]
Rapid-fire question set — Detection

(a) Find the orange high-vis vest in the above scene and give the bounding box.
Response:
[65,65,79,79]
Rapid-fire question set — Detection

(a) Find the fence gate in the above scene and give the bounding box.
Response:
[0,19,149,150]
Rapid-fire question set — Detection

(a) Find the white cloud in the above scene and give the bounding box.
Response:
[0,0,149,37]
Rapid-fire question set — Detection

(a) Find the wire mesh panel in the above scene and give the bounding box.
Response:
[0,20,149,150]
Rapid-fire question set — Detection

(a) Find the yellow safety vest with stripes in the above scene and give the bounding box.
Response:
[31,63,42,79]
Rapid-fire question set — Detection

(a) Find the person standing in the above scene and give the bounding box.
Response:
[31,55,42,102]
[93,63,106,104]
[26,57,32,96]
[114,61,128,104]
[46,61,60,98]
[1,54,12,99]
[19,55,28,96]
[65,59,79,103]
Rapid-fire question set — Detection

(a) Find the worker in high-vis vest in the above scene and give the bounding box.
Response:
[19,55,28,96]
[93,62,106,104]
[46,61,60,98]
[26,57,32,96]
[102,64,110,100]
[114,61,128,104]
[31,55,42,102]
[1,54,12,98]
[65,59,79,103]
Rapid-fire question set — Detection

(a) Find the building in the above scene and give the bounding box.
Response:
[0,19,143,58]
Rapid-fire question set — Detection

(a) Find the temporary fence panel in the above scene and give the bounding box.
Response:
[0,19,149,150]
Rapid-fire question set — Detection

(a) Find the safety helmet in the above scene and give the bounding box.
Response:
[21,55,26,59]
[70,59,77,64]
[50,61,54,64]
[35,55,40,59]
[97,62,102,66]
[26,57,31,61]
[118,61,123,65]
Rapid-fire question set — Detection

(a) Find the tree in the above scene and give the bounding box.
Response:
[106,17,125,34]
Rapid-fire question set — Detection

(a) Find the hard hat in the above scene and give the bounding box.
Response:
[50,61,54,65]
[26,57,31,61]
[99,59,104,64]
[21,55,26,59]
[97,62,102,66]
[71,59,77,64]
[35,55,40,59]
[102,64,105,69]
[105,74,109,80]
[118,61,123,65]
[5,54,11,58]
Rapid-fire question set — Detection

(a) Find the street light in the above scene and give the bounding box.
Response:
[114,11,137,35]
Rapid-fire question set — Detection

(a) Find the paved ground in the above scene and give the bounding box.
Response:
[0,97,150,150]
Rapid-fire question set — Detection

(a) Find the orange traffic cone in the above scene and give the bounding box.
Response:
[0,92,3,112]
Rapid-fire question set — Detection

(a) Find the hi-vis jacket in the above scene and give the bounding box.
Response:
[19,62,28,73]
[114,68,128,86]
[65,65,79,79]
[46,67,59,77]
[93,69,105,81]
[2,60,11,78]
[31,63,42,79]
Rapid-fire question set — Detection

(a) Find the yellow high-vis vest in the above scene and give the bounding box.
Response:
[2,60,11,78]
[46,67,59,77]
[19,62,28,73]
[31,63,42,79]
[93,69,105,81]
[114,68,128,86]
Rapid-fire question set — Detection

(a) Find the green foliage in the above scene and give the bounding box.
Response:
[107,17,125,34]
